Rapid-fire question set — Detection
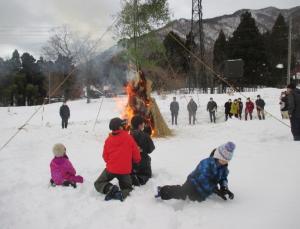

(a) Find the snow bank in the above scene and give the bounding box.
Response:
[0,88,299,229]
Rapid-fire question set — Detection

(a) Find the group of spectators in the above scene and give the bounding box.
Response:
[169,95,266,125]
[224,95,266,121]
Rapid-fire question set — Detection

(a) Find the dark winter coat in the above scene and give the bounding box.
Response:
[170,101,179,114]
[207,101,217,112]
[60,105,70,119]
[187,157,229,200]
[245,101,254,113]
[130,129,155,170]
[288,88,300,118]
[224,102,232,114]
[187,100,198,113]
[280,95,289,112]
[238,101,243,113]
[103,130,141,174]
[255,99,265,110]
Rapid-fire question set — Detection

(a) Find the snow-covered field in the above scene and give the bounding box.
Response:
[0,88,299,229]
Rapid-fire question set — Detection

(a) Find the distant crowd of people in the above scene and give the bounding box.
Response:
[169,95,266,125]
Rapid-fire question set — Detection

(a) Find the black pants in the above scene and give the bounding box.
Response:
[160,180,204,202]
[189,112,196,125]
[238,112,242,120]
[209,111,216,123]
[245,111,253,120]
[62,117,68,129]
[132,156,152,185]
[171,113,178,125]
[290,116,300,141]
[94,169,133,198]
[225,113,232,121]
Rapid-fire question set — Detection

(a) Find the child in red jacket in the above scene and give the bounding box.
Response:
[94,117,141,201]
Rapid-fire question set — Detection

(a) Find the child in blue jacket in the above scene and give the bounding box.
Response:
[155,142,235,202]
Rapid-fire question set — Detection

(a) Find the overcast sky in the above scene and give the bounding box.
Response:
[0,0,299,59]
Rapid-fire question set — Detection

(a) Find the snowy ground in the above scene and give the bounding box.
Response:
[0,88,299,229]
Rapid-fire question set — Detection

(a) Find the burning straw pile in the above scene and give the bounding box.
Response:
[123,69,172,137]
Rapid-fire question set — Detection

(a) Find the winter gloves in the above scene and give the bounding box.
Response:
[214,186,234,200]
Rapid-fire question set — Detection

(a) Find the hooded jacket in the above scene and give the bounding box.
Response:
[50,155,83,185]
[103,130,141,174]
[188,157,229,200]
[288,88,300,118]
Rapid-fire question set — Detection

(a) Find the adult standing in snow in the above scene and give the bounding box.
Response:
[287,84,300,141]
[94,118,141,201]
[207,98,217,123]
[187,98,198,125]
[155,142,236,202]
[237,98,243,120]
[280,91,289,119]
[230,99,239,118]
[59,101,70,129]
[255,95,265,120]
[130,115,155,186]
[224,99,232,121]
[170,97,179,125]
[245,98,254,120]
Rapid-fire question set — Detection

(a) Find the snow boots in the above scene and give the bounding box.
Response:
[155,186,161,198]
[104,185,124,201]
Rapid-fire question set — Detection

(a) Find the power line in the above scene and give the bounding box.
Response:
[168,31,291,128]
[0,17,119,152]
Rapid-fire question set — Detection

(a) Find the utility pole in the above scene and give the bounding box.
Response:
[287,17,292,85]
[190,0,205,91]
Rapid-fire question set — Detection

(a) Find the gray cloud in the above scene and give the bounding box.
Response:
[0,0,299,58]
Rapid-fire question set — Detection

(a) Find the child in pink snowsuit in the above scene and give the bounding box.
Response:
[50,143,83,188]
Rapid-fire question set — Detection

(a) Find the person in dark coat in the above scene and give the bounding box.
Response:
[59,101,70,129]
[287,84,300,141]
[207,98,217,123]
[94,118,141,201]
[255,95,266,120]
[280,91,289,119]
[245,98,254,120]
[130,115,155,186]
[170,97,179,125]
[187,98,198,125]
[155,142,236,202]
[224,99,232,121]
[237,98,243,120]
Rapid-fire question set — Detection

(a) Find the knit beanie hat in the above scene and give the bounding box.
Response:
[52,143,66,157]
[214,142,236,162]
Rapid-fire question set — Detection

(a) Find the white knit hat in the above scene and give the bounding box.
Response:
[214,142,236,162]
[52,143,66,157]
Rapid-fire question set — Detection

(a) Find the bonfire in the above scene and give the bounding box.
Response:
[123,69,172,137]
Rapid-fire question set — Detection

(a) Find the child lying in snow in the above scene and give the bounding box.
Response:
[155,142,235,202]
[50,143,83,188]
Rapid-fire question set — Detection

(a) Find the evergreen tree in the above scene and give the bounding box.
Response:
[163,31,186,73]
[213,30,227,71]
[268,13,288,86]
[227,12,269,86]
[10,50,22,72]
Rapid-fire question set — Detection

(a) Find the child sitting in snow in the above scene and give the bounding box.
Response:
[155,142,235,202]
[50,143,83,188]
[94,117,141,201]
